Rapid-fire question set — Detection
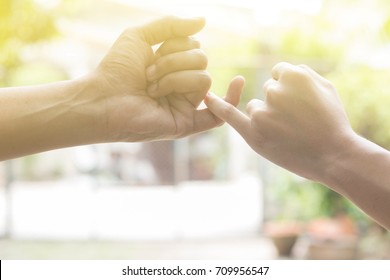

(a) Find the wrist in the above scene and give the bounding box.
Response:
[67,73,108,144]
[318,129,362,189]
[318,130,390,229]
[319,130,387,197]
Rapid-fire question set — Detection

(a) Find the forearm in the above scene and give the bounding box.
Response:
[323,134,390,230]
[0,75,104,161]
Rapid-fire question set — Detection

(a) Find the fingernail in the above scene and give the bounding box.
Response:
[146,65,156,81]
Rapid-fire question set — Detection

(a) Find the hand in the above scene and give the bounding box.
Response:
[89,16,242,142]
[205,62,356,182]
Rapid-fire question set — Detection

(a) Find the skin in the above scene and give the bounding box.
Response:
[205,62,390,230]
[0,16,244,161]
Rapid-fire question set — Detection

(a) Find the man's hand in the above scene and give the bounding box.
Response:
[0,16,244,161]
[91,16,243,142]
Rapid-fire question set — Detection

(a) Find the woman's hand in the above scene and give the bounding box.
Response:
[205,62,356,182]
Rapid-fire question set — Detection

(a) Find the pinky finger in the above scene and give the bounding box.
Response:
[224,75,245,106]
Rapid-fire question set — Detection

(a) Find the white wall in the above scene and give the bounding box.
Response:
[0,176,262,240]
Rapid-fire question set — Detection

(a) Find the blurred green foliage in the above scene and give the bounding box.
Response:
[268,172,324,221]
[208,38,261,107]
[277,20,345,68]
[0,0,58,85]
[329,66,390,149]
[268,170,370,229]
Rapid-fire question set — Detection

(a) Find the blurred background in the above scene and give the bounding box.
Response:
[0,0,390,259]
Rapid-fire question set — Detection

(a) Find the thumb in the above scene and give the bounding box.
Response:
[204,92,251,139]
[138,16,205,46]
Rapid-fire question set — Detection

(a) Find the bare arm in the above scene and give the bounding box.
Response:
[0,78,102,160]
[325,134,390,229]
[205,62,390,230]
[0,16,244,161]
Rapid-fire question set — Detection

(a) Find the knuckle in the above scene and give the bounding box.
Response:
[295,65,310,78]
[272,61,290,78]
[184,49,207,69]
[285,66,310,84]
[297,63,309,70]
[272,61,286,72]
